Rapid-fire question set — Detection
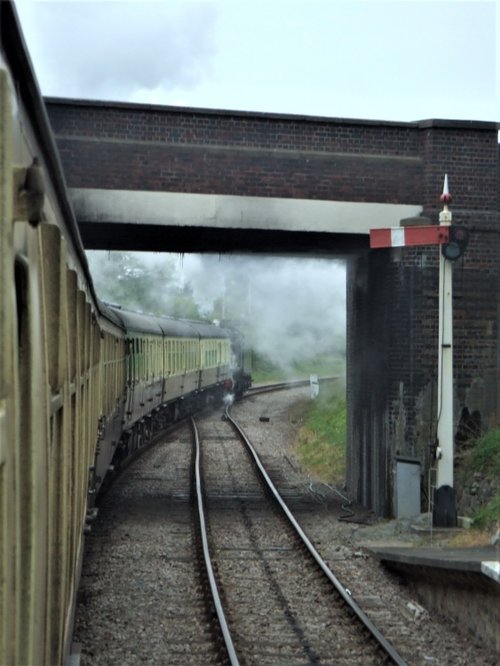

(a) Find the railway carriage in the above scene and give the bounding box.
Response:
[186,319,233,391]
[0,5,250,664]
[106,307,234,425]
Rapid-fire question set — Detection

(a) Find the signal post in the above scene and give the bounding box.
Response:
[370,176,469,527]
[435,179,454,525]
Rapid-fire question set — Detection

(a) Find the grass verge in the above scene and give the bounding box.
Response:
[292,383,346,484]
[250,352,344,384]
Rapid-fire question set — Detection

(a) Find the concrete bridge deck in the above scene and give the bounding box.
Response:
[69,187,422,253]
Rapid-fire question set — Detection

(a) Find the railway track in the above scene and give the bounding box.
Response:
[74,426,221,665]
[73,388,495,665]
[192,408,406,665]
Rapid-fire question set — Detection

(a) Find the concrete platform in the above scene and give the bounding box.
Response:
[368,544,500,653]
[370,544,500,584]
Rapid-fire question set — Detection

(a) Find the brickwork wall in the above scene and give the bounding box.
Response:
[46,99,422,204]
[46,98,500,516]
[347,124,499,515]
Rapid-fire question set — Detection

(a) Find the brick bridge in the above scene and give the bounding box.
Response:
[46,98,500,516]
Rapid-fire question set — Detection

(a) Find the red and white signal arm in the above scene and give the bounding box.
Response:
[370,225,449,249]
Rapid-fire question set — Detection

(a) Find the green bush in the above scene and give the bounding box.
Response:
[473,492,500,529]
[462,428,500,530]
[469,428,500,476]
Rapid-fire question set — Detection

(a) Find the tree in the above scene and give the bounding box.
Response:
[86,251,203,319]
[168,284,205,320]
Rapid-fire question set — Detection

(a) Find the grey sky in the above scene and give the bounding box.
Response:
[15,0,499,122]
[10,0,498,368]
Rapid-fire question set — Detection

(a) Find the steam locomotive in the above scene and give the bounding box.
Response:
[0,4,250,664]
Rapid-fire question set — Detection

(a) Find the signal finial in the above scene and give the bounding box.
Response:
[440,174,452,206]
[439,174,452,224]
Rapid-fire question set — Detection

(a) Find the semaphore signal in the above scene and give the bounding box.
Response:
[370,174,469,527]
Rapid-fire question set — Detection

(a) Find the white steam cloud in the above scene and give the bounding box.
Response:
[183,254,346,371]
[87,251,346,375]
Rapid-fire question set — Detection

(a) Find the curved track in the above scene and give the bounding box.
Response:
[192,408,406,665]
[72,389,496,666]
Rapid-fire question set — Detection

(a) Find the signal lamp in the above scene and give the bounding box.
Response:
[442,225,470,261]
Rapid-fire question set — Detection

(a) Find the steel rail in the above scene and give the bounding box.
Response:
[190,418,240,666]
[224,408,407,666]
